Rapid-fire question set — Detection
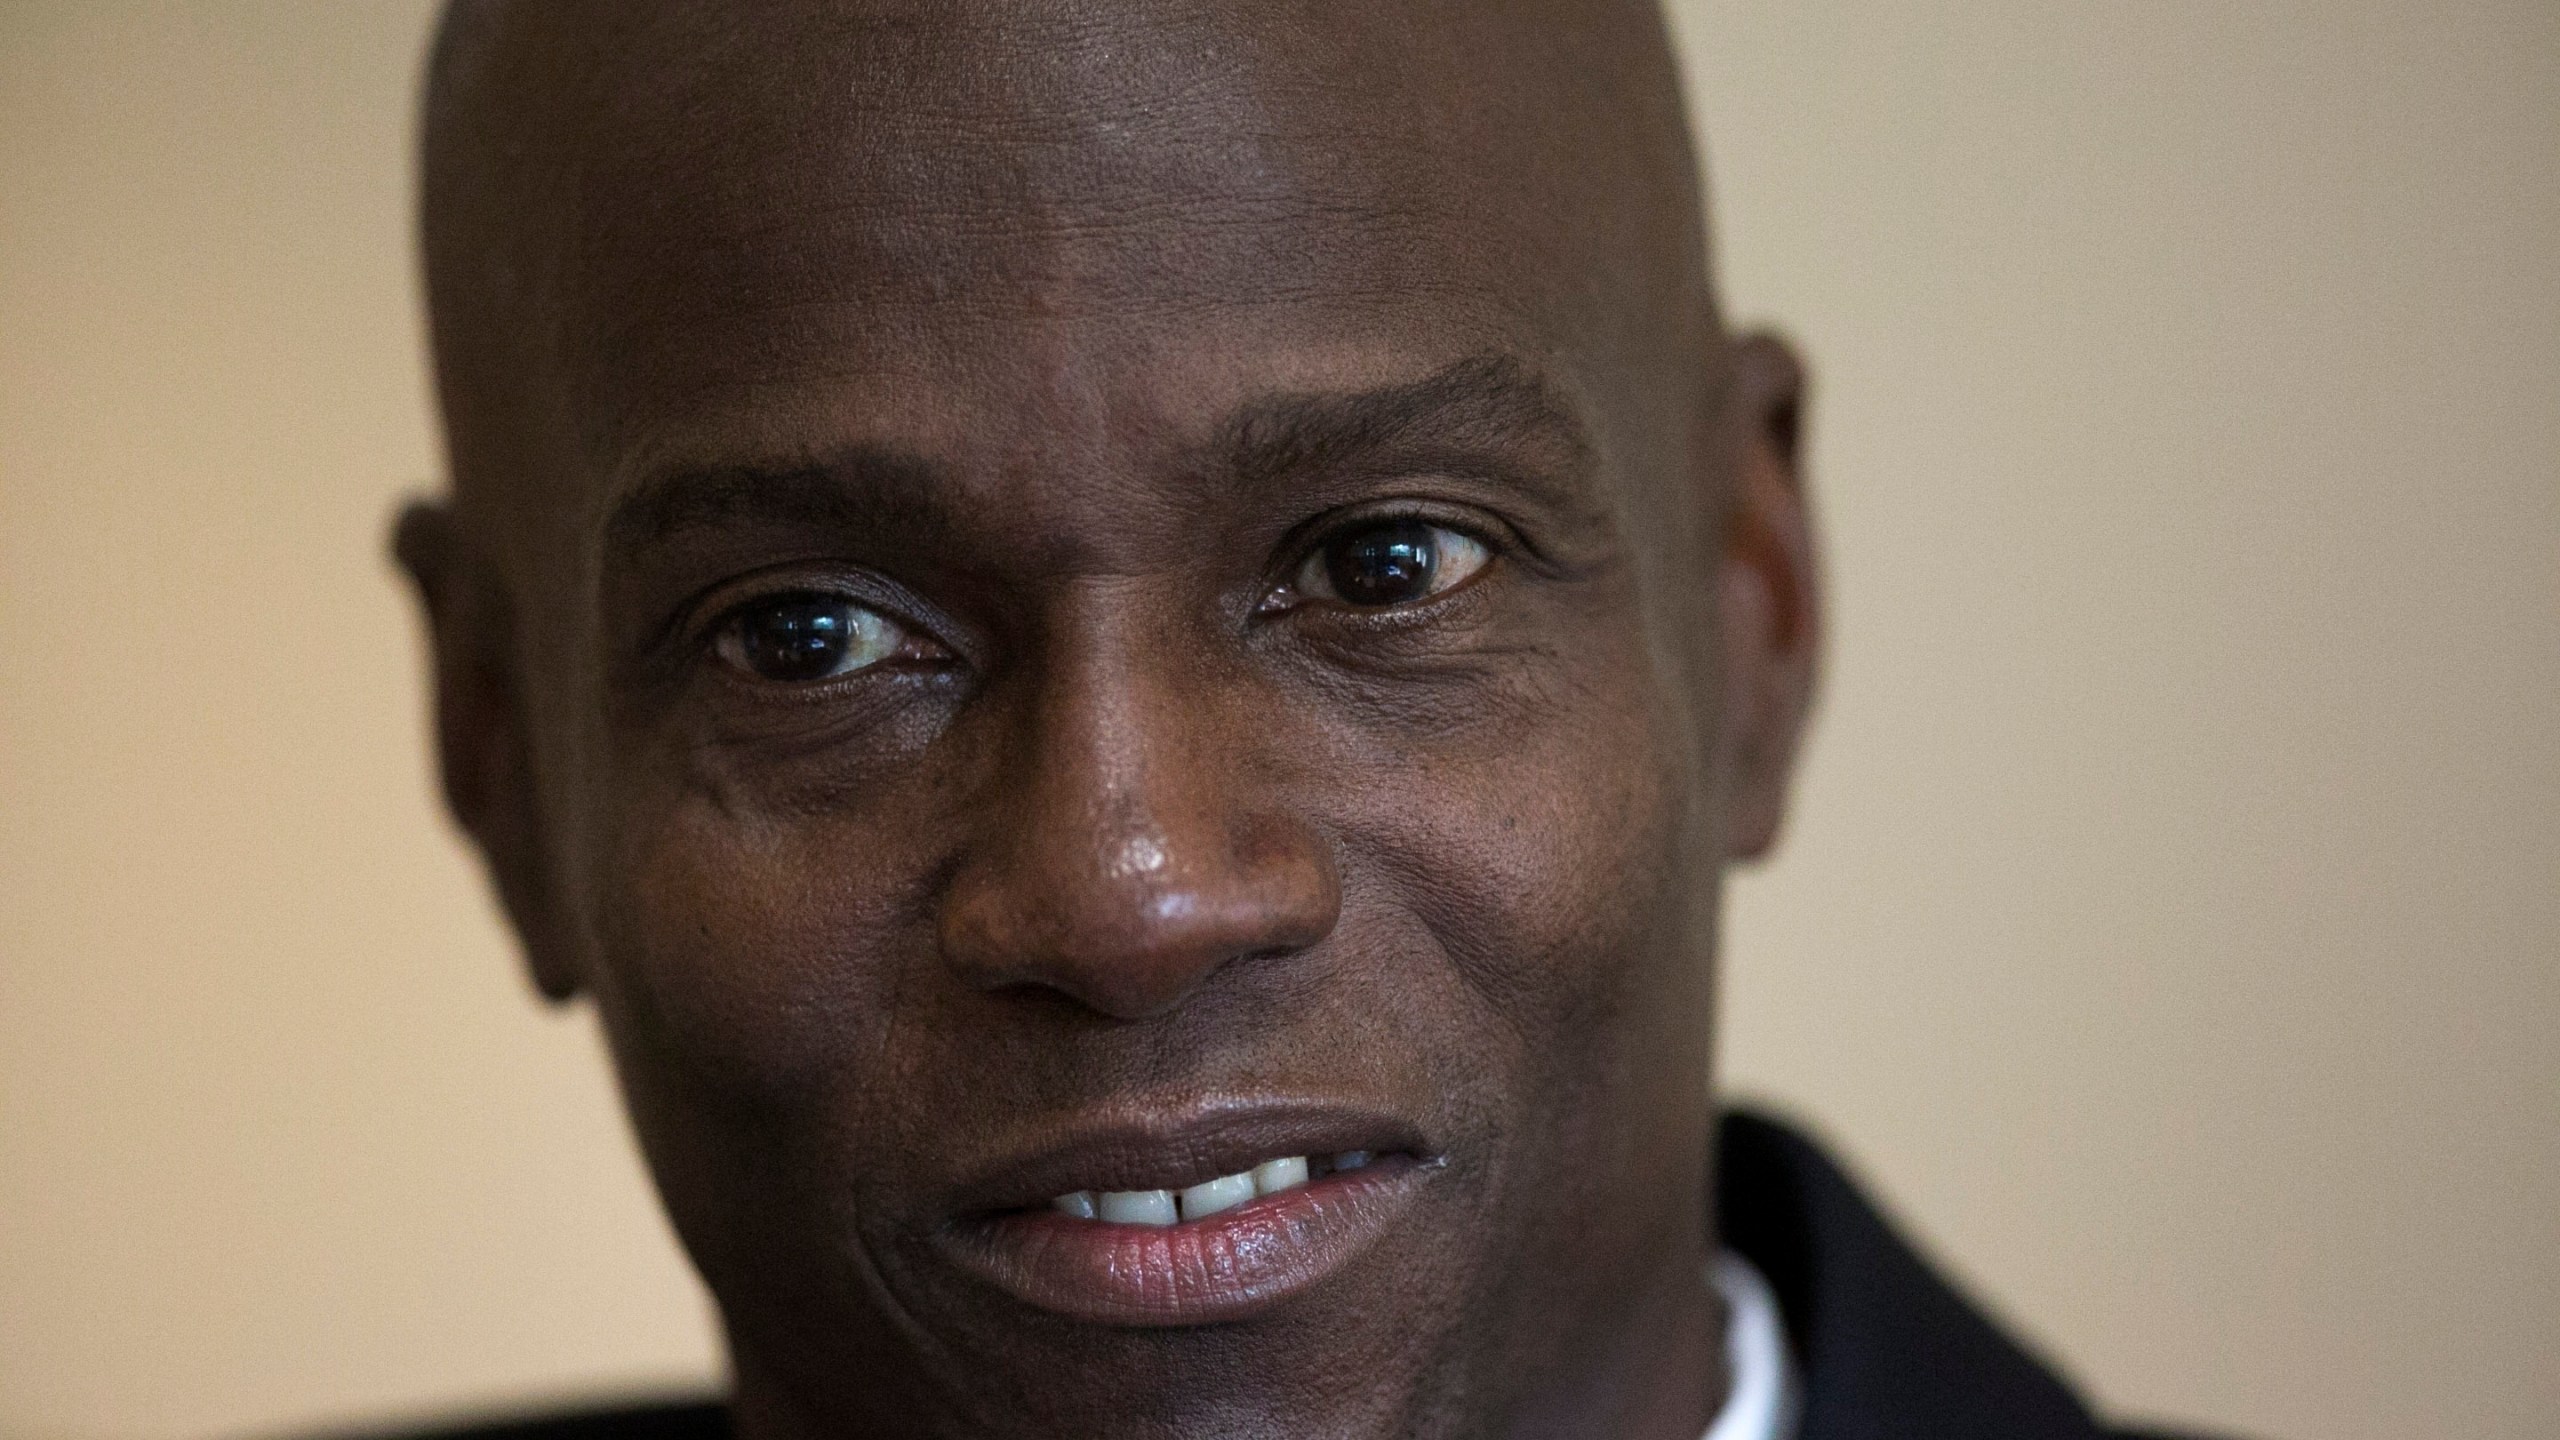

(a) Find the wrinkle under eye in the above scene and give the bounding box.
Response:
[716,595,905,683]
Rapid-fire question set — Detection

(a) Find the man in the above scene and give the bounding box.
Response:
[394,2,2213,1437]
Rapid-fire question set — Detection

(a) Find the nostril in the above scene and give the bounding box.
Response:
[940,878,1333,1017]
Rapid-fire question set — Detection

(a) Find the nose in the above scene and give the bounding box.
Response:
[937,620,1340,1020]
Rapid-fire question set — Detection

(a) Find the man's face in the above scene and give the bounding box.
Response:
[408,3,1814,1436]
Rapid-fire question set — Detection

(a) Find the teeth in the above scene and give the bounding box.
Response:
[1097,1189,1178,1226]
[1331,1150,1373,1172]
[1252,1155,1310,1195]
[1178,1171,1256,1221]
[1048,1153,1326,1223]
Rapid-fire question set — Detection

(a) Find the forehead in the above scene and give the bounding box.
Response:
[439,0,1706,530]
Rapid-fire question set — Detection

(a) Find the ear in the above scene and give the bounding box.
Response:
[392,501,584,1000]
[1714,332,1822,863]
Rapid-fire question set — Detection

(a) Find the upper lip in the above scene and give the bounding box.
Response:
[946,1097,1431,1216]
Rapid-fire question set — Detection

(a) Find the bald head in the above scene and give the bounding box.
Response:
[420,0,1719,540]
[400,5,1816,1437]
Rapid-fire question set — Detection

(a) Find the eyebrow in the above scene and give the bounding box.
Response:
[603,352,1599,552]
[605,444,957,554]
[1218,352,1595,505]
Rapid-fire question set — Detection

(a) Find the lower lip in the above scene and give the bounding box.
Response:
[942,1157,1424,1326]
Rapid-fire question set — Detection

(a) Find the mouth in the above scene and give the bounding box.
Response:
[936,1103,1436,1326]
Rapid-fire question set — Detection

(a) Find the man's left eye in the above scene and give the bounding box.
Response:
[1292,519,1490,609]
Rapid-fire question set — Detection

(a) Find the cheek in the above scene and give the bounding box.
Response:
[1311,634,1714,1329]
[1349,590,1722,1245]
[1326,627,1707,1087]
[1394,729,1688,1028]
[586,794,930,1125]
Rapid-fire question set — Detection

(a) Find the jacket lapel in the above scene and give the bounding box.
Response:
[1718,1111,2109,1440]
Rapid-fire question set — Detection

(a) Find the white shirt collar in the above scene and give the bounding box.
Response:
[1701,1251,1803,1440]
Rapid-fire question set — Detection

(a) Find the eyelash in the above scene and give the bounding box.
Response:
[1262,505,1507,613]
[666,500,1513,685]
[677,572,954,686]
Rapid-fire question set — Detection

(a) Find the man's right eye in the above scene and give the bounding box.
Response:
[713,594,910,683]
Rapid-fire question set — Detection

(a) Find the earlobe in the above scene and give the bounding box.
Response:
[392,501,584,1001]
[1715,333,1822,862]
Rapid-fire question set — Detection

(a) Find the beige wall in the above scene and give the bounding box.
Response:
[2,3,2552,1438]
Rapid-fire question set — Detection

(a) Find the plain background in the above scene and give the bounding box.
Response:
[3,3,2553,1437]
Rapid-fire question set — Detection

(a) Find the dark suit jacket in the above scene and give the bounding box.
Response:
[364,1111,2219,1440]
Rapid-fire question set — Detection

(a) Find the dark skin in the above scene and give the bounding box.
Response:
[397,2,1817,1436]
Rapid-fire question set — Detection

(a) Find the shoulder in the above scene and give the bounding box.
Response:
[1718,1110,2259,1440]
